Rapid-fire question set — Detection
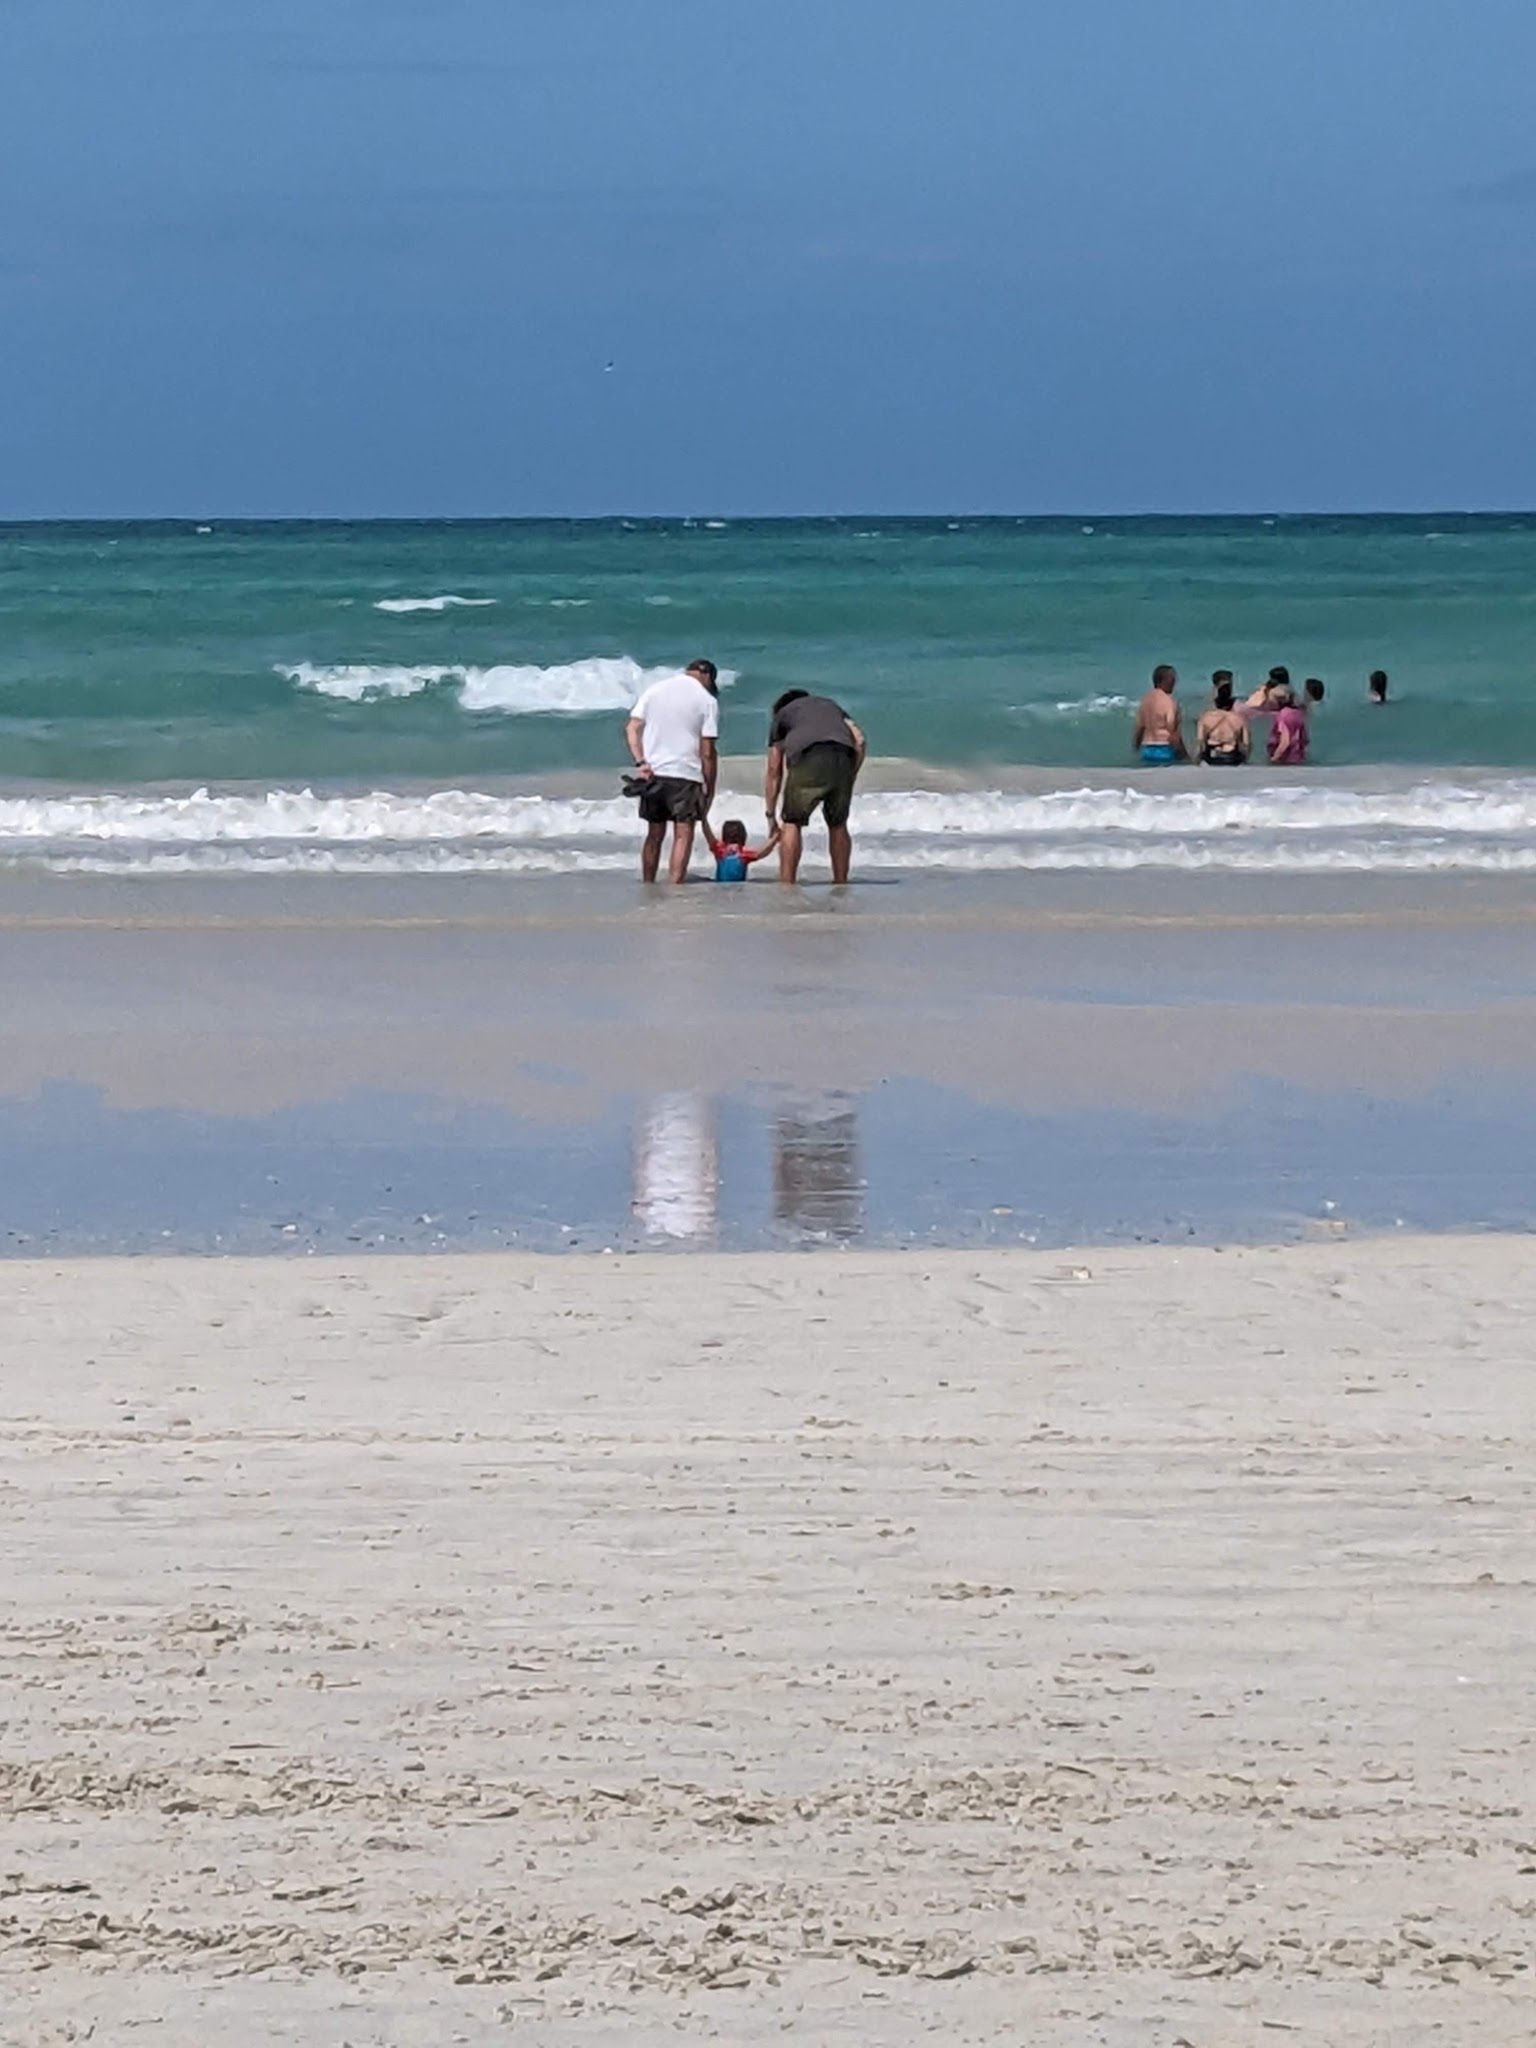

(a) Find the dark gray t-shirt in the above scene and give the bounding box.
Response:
[769,694,854,763]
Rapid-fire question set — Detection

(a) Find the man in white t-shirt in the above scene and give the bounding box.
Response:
[623,658,720,882]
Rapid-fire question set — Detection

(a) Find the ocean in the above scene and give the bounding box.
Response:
[3,512,1536,878]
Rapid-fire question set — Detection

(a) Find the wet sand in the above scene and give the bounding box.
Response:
[5,868,1536,1250]
[3,1240,1534,2044]
[8,868,1536,1121]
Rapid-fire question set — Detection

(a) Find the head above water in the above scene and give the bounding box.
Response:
[1213,681,1235,712]
[1152,664,1177,693]
[1304,677,1325,705]
[719,818,748,846]
[686,658,719,695]
[772,688,810,716]
[1369,669,1389,701]
[1212,669,1233,688]
[1267,665,1291,690]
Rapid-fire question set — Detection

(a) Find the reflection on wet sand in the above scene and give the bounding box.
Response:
[629,1090,865,1246]
[773,1096,864,1243]
[631,1092,719,1242]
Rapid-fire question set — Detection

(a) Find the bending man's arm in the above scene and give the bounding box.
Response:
[764,742,785,824]
[845,718,867,773]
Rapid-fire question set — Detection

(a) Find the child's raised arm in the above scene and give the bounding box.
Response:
[742,823,782,865]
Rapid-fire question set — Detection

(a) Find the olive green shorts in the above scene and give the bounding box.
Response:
[782,743,857,828]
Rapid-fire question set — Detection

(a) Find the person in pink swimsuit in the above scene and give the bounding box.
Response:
[1266,687,1309,765]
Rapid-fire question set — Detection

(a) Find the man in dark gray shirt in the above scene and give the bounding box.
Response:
[764,690,867,884]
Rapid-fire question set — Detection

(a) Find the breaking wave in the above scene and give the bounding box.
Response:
[278,656,736,714]
[6,777,1536,877]
[372,594,497,613]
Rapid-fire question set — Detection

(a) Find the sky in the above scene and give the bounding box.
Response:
[4,0,1536,517]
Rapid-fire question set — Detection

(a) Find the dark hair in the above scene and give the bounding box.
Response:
[1212,669,1233,686]
[1152,663,1177,688]
[720,818,747,845]
[1214,682,1235,711]
[1304,677,1325,702]
[687,658,719,691]
[772,688,810,715]
[1267,665,1291,687]
[1369,669,1389,695]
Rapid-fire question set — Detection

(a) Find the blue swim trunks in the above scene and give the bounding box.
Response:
[1140,743,1177,765]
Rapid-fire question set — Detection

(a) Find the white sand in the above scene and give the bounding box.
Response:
[2,1239,1534,2045]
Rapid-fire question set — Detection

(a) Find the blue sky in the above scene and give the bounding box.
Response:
[5,0,1536,516]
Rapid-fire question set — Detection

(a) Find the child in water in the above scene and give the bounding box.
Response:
[703,816,780,881]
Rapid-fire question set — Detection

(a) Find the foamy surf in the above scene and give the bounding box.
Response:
[279,655,736,714]
[6,778,1536,877]
[373,594,497,613]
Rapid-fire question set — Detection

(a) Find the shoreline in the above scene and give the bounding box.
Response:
[3,1238,1532,2043]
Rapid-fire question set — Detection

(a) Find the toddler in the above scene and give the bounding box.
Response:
[703,817,779,882]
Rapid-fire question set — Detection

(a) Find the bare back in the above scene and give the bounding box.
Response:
[1136,689,1181,747]
[1197,707,1248,752]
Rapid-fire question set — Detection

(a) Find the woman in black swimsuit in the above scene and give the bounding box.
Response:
[1195,681,1250,766]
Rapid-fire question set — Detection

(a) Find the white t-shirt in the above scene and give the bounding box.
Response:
[632,672,719,783]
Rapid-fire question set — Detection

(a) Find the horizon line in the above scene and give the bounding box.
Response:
[2,506,1534,527]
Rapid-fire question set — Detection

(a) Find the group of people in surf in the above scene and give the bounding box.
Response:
[1132,664,1391,767]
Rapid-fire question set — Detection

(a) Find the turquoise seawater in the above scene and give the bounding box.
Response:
[4,515,1536,879]
[3,514,1534,784]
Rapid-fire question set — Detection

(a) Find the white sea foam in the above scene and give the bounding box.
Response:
[457,659,656,716]
[1015,693,1133,718]
[282,662,447,701]
[6,778,1536,878]
[280,655,731,714]
[373,594,497,613]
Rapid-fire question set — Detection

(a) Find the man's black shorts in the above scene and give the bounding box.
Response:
[781,743,857,828]
[638,775,706,824]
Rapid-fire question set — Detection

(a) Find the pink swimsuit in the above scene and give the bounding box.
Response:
[1269,706,1308,764]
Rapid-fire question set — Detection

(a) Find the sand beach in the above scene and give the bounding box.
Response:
[2,1237,1534,2044]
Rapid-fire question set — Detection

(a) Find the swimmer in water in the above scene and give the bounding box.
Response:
[1195,680,1251,766]
[1267,687,1310,765]
[1245,665,1290,713]
[1132,664,1187,764]
[1369,668,1389,704]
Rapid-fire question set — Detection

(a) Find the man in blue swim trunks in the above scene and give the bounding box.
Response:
[1132,664,1187,764]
